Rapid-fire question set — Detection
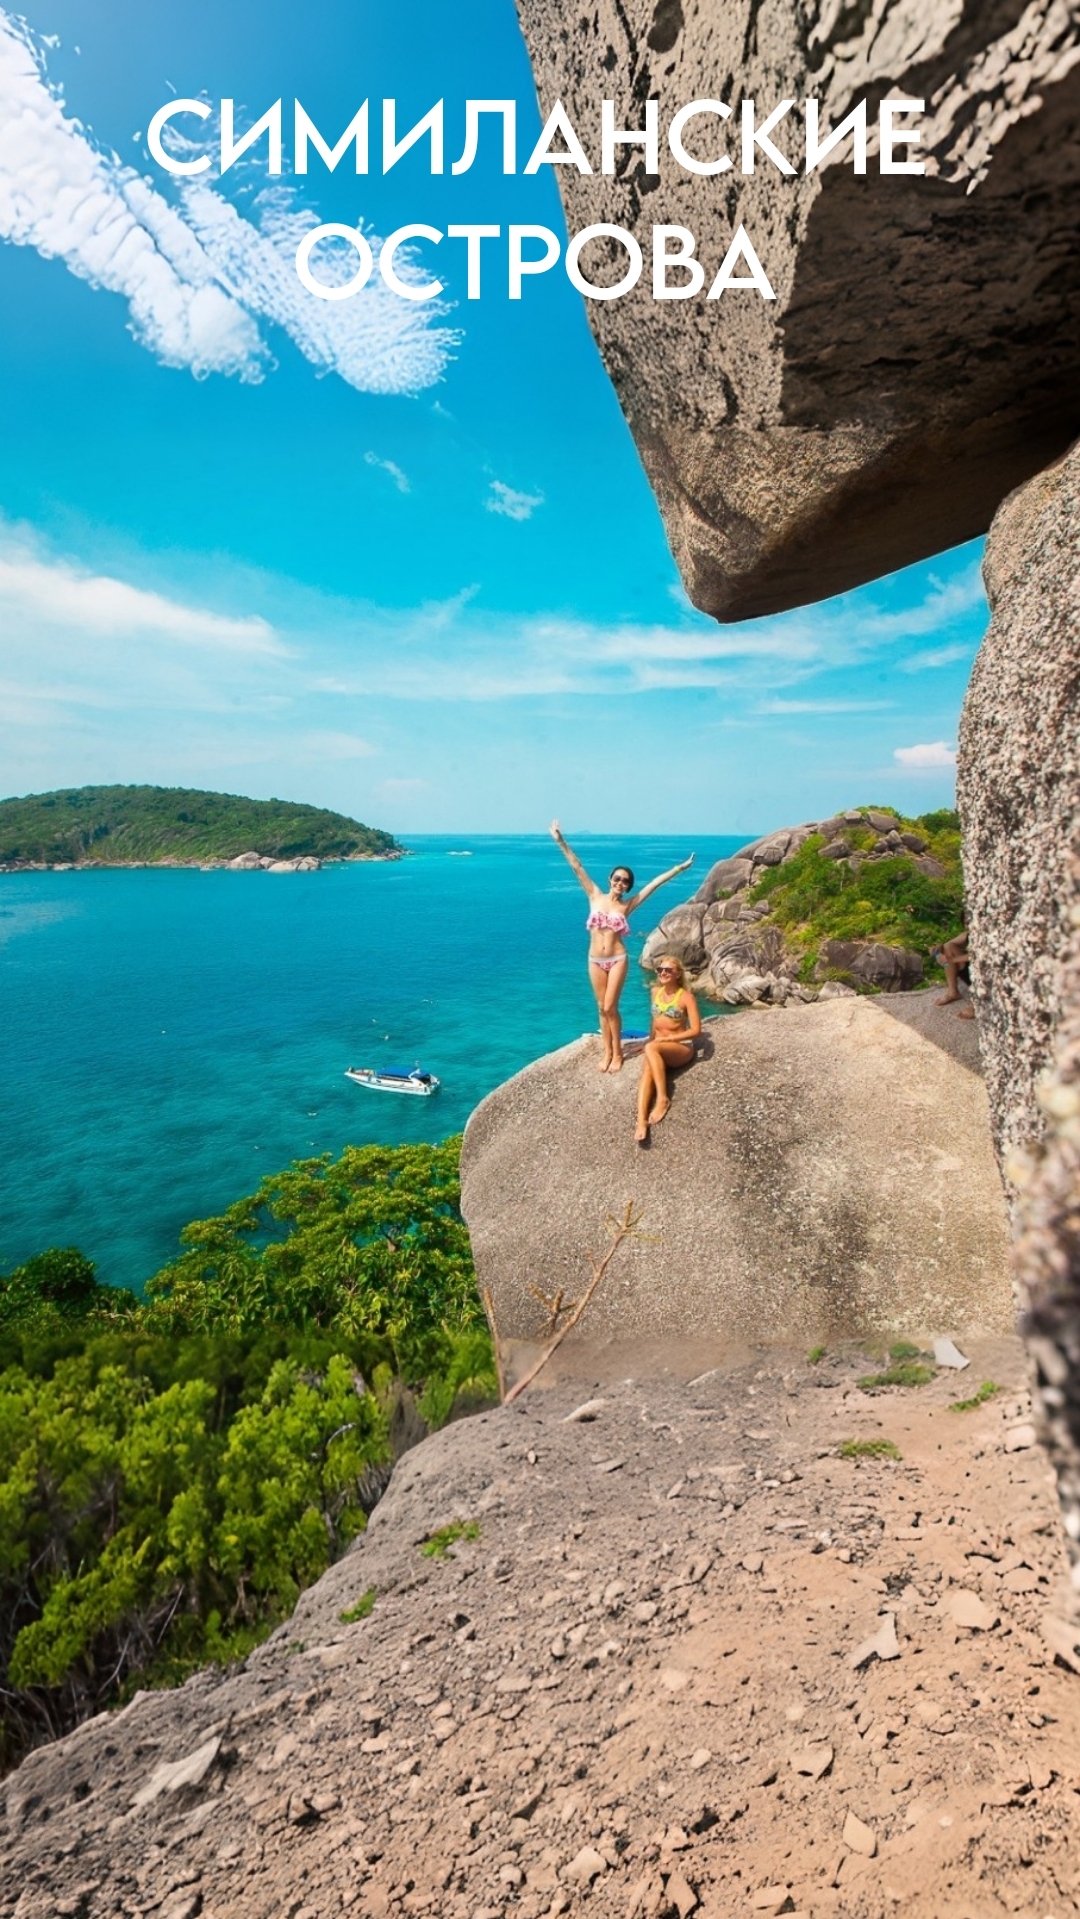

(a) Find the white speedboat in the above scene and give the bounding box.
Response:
[345,1066,440,1096]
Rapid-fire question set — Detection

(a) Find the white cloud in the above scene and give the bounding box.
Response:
[756,698,894,715]
[893,741,957,768]
[898,641,975,673]
[852,562,987,642]
[364,452,411,494]
[0,13,455,394]
[486,480,544,522]
[0,547,283,653]
[297,731,377,761]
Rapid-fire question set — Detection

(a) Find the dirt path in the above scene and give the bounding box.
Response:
[4,1339,1079,1919]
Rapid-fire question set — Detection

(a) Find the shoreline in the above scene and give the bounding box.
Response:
[0,849,408,874]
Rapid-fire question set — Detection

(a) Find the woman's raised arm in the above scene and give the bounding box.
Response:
[626,854,694,912]
[550,820,598,897]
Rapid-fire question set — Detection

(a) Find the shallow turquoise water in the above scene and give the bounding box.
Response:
[0,834,744,1289]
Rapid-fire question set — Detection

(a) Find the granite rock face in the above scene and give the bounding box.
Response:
[959,445,1080,1596]
[958,441,1080,1166]
[515,0,1080,617]
[462,999,1011,1354]
[643,808,937,1003]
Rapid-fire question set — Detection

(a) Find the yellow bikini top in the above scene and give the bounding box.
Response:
[653,987,688,1023]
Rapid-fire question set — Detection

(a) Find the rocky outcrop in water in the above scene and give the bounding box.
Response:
[514,0,1080,617]
[643,809,934,1003]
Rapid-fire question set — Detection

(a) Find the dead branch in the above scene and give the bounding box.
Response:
[480,1286,507,1403]
[527,1281,578,1335]
[503,1200,644,1405]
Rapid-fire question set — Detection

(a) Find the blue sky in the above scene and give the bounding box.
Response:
[0,0,981,835]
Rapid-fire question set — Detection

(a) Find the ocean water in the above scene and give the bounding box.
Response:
[0,834,744,1290]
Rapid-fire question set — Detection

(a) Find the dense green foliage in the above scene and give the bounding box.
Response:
[749,807,963,981]
[0,785,401,866]
[0,1139,496,1773]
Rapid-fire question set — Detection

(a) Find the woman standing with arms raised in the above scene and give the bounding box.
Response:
[550,821,694,1072]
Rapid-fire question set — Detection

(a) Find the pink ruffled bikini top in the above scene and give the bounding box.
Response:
[586,909,630,935]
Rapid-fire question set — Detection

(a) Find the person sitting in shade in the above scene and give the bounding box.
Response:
[935,928,975,1020]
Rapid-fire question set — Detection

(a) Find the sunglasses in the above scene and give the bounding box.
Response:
[656,966,678,976]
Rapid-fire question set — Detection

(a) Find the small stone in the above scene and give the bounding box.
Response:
[741,1553,764,1574]
[362,1734,391,1753]
[666,1870,698,1917]
[850,1612,900,1668]
[659,1667,690,1693]
[793,1743,834,1780]
[563,1845,607,1885]
[843,1811,877,1858]
[550,1635,567,1659]
[949,1589,998,1631]
[594,1458,625,1474]
[500,1865,524,1887]
[632,1601,658,1624]
[131,1735,222,1809]
[562,1399,607,1423]
[160,1896,201,1919]
[1029,1755,1054,1791]
[496,1671,533,1693]
[932,1338,969,1370]
[750,1890,791,1914]
[688,1748,711,1771]
[1002,1567,1040,1593]
[1004,1423,1037,1452]
[1043,1612,1080,1673]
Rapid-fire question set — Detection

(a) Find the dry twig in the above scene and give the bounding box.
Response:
[503,1200,644,1405]
[480,1286,507,1403]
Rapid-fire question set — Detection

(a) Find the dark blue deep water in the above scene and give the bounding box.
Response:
[0,834,744,1289]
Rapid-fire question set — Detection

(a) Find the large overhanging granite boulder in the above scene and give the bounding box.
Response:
[514,0,1080,617]
[461,1000,1010,1358]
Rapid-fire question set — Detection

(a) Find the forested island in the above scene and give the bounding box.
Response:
[0,785,403,869]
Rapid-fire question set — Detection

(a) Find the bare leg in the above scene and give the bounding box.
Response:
[645,1041,696,1125]
[589,963,613,1069]
[635,1057,653,1142]
[602,958,629,1070]
[936,937,968,1006]
[640,1042,669,1123]
[936,956,963,1005]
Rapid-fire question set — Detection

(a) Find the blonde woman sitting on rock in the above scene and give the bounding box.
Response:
[636,954,702,1144]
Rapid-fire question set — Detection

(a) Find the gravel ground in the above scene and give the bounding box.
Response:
[4,1338,1079,1919]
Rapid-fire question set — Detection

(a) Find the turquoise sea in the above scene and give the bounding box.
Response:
[0,834,744,1291]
